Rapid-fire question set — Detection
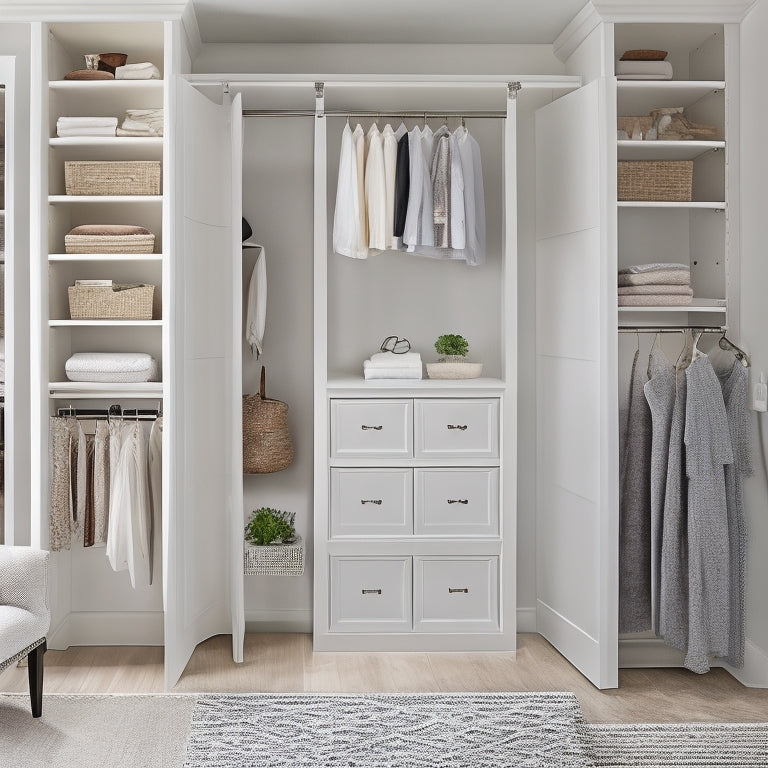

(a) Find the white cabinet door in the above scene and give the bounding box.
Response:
[414,399,499,459]
[164,80,239,687]
[535,78,619,690]
[331,399,413,459]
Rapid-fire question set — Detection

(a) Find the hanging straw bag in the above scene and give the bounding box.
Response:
[243,366,294,474]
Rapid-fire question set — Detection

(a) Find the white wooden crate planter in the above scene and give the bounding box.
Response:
[243,537,304,576]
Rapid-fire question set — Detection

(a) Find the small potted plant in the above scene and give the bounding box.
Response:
[243,507,304,576]
[427,333,483,379]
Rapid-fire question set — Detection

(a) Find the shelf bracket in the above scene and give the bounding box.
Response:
[315,81,325,118]
[507,82,522,99]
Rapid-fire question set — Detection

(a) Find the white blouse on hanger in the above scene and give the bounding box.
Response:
[352,124,368,258]
[245,244,267,358]
[332,123,363,258]
[364,123,387,251]
[382,123,398,251]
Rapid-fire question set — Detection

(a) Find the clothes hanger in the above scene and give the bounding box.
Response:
[675,329,693,374]
[719,331,751,368]
[691,330,705,363]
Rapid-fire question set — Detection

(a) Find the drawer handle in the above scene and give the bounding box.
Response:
[449,587,469,594]
[447,499,469,505]
[361,425,383,431]
[361,499,383,505]
[447,424,468,431]
[362,589,382,595]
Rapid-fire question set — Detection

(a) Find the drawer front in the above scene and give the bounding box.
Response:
[414,556,499,633]
[414,399,499,459]
[331,399,413,459]
[414,468,499,536]
[331,469,413,537]
[330,557,412,632]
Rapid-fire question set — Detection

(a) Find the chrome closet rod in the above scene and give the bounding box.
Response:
[242,110,507,118]
[618,326,725,334]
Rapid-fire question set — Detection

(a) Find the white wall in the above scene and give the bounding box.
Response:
[0,25,31,546]
[739,0,768,668]
[194,43,568,631]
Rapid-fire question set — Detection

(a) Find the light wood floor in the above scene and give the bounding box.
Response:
[2,633,767,723]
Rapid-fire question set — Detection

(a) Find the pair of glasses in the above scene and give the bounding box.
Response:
[379,336,411,354]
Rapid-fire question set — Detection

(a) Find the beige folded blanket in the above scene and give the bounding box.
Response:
[619,285,694,296]
[618,270,690,287]
[67,224,152,237]
[619,294,693,307]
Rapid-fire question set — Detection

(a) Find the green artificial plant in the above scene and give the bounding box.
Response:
[245,507,296,546]
[434,333,469,358]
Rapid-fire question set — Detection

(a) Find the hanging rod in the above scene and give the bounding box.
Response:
[618,326,725,334]
[56,404,161,420]
[241,110,507,118]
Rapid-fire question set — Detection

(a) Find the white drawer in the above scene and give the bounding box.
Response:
[414,556,499,633]
[331,399,413,459]
[414,399,499,460]
[330,557,412,633]
[331,469,413,537]
[414,468,499,536]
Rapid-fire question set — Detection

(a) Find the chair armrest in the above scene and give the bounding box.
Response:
[0,546,50,619]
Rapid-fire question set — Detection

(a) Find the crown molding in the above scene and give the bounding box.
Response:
[553,2,602,63]
[0,2,190,23]
[595,1,754,23]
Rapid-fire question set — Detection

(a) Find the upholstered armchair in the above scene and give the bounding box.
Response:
[0,546,50,717]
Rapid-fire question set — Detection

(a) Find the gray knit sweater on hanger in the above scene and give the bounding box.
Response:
[684,355,734,674]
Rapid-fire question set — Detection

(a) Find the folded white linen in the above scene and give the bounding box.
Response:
[65,352,158,383]
[115,63,161,80]
[116,127,164,137]
[57,117,118,127]
[121,120,162,135]
[618,270,691,287]
[615,60,673,79]
[57,126,117,137]
[126,109,163,118]
[364,367,423,380]
[368,351,422,368]
[618,294,693,307]
[618,263,689,275]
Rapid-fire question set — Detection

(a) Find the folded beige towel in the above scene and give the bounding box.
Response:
[618,263,689,275]
[618,285,694,296]
[619,294,693,307]
[618,270,691,287]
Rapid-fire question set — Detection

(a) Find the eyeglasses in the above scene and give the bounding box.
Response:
[379,336,411,354]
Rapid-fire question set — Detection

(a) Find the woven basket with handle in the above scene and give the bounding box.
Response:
[243,366,294,474]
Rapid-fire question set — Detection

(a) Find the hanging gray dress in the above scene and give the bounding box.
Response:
[619,348,653,633]
[684,354,734,673]
[714,358,753,668]
[643,348,677,634]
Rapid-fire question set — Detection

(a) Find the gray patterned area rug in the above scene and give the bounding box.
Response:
[582,722,768,767]
[184,692,589,767]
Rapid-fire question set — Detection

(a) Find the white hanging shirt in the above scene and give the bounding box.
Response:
[352,124,368,258]
[245,244,267,358]
[365,123,387,252]
[419,126,436,248]
[456,125,486,266]
[382,123,398,251]
[333,123,363,259]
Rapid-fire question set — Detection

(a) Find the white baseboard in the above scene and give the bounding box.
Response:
[619,636,688,667]
[724,640,768,688]
[516,606,537,633]
[47,611,164,649]
[244,609,312,633]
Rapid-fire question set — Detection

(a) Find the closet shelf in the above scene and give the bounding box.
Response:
[48,80,164,91]
[618,299,726,314]
[49,319,163,327]
[48,253,163,261]
[617,81,725,114]
[326,376,507,393]
[617,140,725,161]
[48,195,164,204]
[617,201,725,209]
[48,381,163,399]
[49,137,164,148]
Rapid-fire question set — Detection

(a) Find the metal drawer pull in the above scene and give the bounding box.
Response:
[361,499,383,505]
[362,589,382,595]
[361,425,383,430]
[448,587,469,594]
[447,499,469,505]
[447,424,468,430]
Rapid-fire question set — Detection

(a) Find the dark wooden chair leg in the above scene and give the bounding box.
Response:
[27,641,46,718]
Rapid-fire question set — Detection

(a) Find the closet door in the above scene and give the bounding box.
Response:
[534,78,619,689]
[165,80,241,686]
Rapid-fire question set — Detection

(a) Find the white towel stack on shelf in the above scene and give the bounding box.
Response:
[363,351,422,380]
[56,117,118,137]
[618,262,693,306]
[117,109,164,137]
[115,62,161,80]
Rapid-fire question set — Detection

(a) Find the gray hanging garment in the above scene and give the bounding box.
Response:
[683,354,734,673]
[619,347,653,633]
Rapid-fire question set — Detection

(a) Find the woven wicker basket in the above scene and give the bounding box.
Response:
[65,233,156,254]
[244,537,304,576]
[64,161,161,196]
[618,160,693,202]
[243,366,294,474]
[68,283,155,320]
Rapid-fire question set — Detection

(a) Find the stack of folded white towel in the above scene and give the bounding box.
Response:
[363,351,423,380]
[615,59,673,80]
[117,109,164,137]
[56,116,118,137]
[115,62,161,80]
[618,263,693,306]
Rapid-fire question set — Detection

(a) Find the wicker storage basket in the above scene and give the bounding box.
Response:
[64,161,161,196]
[243,366,294,474]
[68,283,155,320]
[65,225,155,254]
[244,537,304,576]
[618,160,693,202]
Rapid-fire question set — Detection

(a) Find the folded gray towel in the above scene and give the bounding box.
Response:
[618,270,691,287]
[619,285,694,296]
[619,294,693,307]
[618,263,689,275]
